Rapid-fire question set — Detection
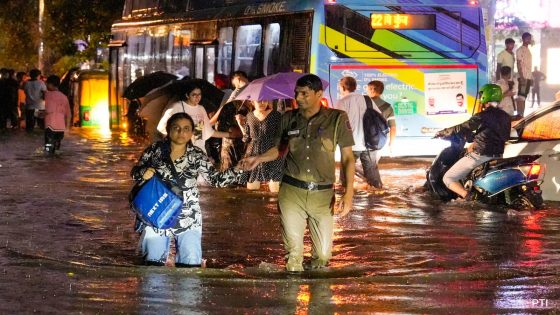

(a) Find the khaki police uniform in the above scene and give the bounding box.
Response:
[275,106,354,270]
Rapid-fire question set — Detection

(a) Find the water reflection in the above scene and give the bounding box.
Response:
[0,129,559,313]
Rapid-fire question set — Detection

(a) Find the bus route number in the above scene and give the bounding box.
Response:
[370,13,435,30]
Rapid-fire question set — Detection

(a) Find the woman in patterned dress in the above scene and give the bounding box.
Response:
[236,100,283,192]
[131,112,242,267]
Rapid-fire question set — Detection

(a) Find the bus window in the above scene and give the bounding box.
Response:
[171,29,192,78]
[195,47,204,79]
[150,28,168,74]
[235,24,262,78]
[126,33,147,86]
[217,27,233,76]
[206,47,215,84]
[263,23,281,76]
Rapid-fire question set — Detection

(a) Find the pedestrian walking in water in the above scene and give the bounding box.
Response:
[44,75,71,155]
[240,74,355,272]
[23,69,47,132]
[131,112,243,267]
[360,80,397,189]
[236,100,283,192]
[3,69,19,129]
[335,76,393,191]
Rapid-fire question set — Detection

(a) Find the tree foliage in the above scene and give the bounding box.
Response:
[0,0,40,70]
[0,0,124,74]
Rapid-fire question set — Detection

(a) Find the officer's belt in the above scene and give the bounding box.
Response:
[282,175,333,191]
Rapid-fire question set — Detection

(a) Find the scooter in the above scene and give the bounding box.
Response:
[425,133,545,210]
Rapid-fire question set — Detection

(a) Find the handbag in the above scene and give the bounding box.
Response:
[129,175,183,230]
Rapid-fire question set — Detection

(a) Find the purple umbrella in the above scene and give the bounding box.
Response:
[235,72,330,101]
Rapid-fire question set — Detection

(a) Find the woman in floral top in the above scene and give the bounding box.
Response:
[131,112,242,267]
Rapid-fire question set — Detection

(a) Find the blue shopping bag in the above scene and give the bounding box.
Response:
[130,176,183,230]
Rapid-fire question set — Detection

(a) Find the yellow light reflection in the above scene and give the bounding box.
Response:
[91,101,110,128]
[295,284,310,314]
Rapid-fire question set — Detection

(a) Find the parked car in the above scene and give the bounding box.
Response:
[504,101,560,201]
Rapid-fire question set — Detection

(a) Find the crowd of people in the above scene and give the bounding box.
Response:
[6,31,554,271]
[130,54,557,270]
[0,68,72,155]
[131,73,360,271]
[495,32,552,118]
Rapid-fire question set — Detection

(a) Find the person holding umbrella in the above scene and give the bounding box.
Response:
[157,84,232,152]
[239,74,355,272]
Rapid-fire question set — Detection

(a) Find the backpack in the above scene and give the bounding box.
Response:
[363,95,389,150]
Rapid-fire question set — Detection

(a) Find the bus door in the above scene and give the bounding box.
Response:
[192,44,216,84]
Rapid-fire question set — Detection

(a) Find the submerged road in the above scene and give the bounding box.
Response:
[0,128,559,314]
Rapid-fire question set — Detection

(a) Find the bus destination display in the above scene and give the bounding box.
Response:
[370,13,436,30]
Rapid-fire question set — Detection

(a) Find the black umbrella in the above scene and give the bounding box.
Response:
[123,71,178,100]
[166,78,224,113]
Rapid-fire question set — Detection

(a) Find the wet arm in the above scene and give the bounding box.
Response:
[209,105,224,125]
[157,108,174,135]
[255,146,280,164]
[340,146,355,194]
[517,59,524,80]
[336,146,355,217]
[197,153,242,187]
[211,130,231,138]
[130,145,155,181]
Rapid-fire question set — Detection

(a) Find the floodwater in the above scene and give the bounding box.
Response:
[0,128,559,314]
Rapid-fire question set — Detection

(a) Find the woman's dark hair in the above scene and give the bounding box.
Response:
[296,74,323,92]
[166,112,195,139]
[179,84,201,101]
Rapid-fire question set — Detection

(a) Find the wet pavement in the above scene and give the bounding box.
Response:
[1,128,559,314]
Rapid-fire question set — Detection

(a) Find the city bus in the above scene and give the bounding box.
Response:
[109,0,488,155]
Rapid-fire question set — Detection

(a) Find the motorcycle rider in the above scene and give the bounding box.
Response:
[435,84,511,200]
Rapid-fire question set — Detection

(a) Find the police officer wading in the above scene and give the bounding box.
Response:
[240,74,355,272]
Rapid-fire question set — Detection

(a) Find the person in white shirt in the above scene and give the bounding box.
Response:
[516,32,533,117]
[334,76,390,190]
[496,38,515,80]
[157,85,231,152]
[23,69,47,131]
[496,66,517,117]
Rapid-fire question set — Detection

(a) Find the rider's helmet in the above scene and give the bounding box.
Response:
[479,84,502,105]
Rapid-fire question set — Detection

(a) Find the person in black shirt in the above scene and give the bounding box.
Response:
[435,84,511,200]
